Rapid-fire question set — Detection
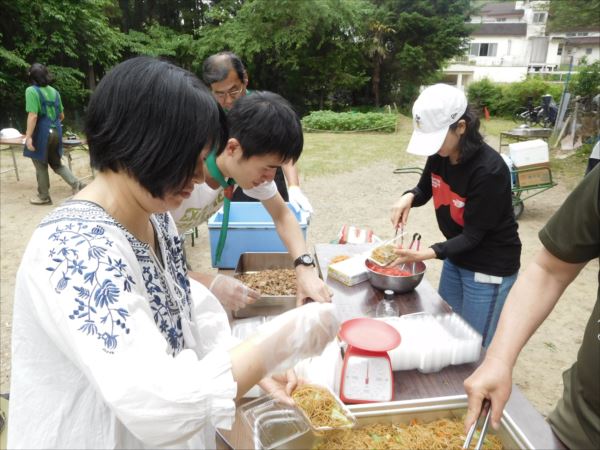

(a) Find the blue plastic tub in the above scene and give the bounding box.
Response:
[208,202,308,268]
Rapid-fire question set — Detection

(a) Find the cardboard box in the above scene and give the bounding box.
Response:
[509,139,549,167]
[208,202,308,268]
[516,163,552,187]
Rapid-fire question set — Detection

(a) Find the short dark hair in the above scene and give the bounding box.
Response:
[222,91,303,164]
[29,63,52,87]
[85,56,224,198]
[202,52,246,86]
[450,105,484,163]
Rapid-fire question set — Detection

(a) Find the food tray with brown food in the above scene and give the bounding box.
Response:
[233,252,298,318]
[250,395,533,449]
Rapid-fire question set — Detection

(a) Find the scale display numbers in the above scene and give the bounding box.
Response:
[342,355,392,402]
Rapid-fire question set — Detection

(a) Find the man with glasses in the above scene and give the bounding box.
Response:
[202,52,313,214]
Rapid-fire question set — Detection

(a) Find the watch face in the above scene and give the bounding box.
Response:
[301,255,313,264]
[295,254,314,267]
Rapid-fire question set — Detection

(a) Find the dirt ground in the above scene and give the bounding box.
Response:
[0,142,597,419]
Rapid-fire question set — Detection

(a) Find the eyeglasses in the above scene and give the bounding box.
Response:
[213,86,245,100]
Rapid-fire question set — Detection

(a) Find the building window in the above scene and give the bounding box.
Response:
[566,32,576,37]
[586,48,593,55]
[470,42,498,57]
[507,40,512,56]
[578,32,589,36]
[533,12,546,23]
[557,44,563,55]
[496,18,506,22]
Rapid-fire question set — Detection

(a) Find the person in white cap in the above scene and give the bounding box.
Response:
[390,84,521,347]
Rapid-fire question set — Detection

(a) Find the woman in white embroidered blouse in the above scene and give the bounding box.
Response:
[8,57,339,449]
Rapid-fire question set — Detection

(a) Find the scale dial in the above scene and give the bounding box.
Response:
[341,354,393,403]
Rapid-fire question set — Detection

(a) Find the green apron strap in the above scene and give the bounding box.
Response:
[206,150,236,264]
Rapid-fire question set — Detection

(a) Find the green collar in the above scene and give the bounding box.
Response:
[206,149,235,188]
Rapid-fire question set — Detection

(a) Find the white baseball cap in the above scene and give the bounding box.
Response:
[406,84,468,156]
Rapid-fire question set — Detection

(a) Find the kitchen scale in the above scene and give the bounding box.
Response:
[339,317,401,404]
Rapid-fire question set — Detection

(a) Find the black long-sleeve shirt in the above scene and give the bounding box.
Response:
[409,142,521,276]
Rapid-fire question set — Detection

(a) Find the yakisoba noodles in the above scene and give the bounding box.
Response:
[291,385,353,429]
[313,418,504,450]
[371,244,398,265]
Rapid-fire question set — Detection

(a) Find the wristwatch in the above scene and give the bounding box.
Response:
[293,253,315,268]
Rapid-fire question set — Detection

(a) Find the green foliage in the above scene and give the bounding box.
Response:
[47,66,88,107]
[302,111,397,133]
[548,0,600,32]
[0,0,478,126]
[197,0,372,111]
[467,79,502,114]
[124,23,198,70]
[572,61,600,99]
[377,0,473,105]
[496,79,562,117]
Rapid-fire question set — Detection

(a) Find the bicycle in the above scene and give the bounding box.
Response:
[513,96,556,128]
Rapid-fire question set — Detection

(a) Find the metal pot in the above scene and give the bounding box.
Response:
[365,260,426,294]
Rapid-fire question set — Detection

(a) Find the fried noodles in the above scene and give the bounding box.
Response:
[292,385,352,429]
[313,417,504,450]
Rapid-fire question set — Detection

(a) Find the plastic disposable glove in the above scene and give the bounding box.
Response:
[251,302,340,376]
[259,369,301,406]
[209,274,261,312]
[288,186,314,215]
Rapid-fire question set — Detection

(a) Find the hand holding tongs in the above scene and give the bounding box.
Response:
[399,233,422,273]
[463,399,492,450]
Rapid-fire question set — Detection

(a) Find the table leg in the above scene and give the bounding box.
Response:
[10,146,19,181]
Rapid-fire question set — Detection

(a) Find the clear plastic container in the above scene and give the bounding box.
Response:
[241,387,357,449]
[292,384,357,433]
[381,313,482,373]
[241,396,310,449]
[231,316,267,340]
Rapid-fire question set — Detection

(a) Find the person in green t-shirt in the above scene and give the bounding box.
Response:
[464,164,600,449]
[24,63,85,205]
[201,52,313,215]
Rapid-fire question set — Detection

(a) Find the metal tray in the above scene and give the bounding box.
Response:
[233,252,297,318]
[267,395,534,449]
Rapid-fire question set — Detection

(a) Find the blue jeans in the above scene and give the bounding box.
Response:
[439,259,517,347]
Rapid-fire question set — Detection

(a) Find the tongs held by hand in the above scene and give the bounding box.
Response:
[463,399,492,450]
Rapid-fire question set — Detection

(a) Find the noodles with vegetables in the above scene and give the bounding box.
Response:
[313,417,503,450]
[292,385,353,429]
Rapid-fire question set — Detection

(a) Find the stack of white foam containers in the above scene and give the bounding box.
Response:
[382,313,482,373]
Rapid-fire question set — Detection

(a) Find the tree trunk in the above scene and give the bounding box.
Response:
[119,0,129,32]
[372,59,381,108]
[87,63,96,91]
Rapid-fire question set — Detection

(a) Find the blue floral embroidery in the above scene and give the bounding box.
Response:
[42,203,192,356]
[44,221,135,353]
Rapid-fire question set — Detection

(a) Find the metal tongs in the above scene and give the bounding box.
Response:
[463,399,492,450]
[398,232,422,273]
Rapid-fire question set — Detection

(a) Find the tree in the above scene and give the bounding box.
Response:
[373,0,472,106]
[197,0,372,111]
[0,0,125,127]
[366,20,395,108]
[548,0,600,32]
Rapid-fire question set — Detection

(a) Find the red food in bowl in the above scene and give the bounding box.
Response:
[366,260,413,277]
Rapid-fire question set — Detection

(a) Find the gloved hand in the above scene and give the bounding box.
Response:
[251,302,340,376]
[288,186,314,215]
[209,274,261,311]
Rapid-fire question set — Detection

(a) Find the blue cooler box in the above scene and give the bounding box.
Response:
[208,202,308,268]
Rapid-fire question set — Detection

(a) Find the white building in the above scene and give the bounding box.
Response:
[443,1,600,88]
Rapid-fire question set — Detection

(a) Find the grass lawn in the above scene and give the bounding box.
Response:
[300,114,589,185]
